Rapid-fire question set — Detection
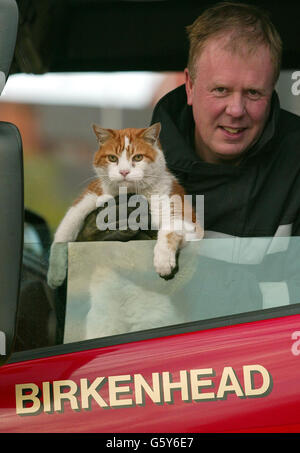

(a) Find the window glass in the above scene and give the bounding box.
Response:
[1,70,299,351]
[63,236,300,343]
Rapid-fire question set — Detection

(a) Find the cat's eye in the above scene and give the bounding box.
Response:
[133,154,143,162]
[107,154,118,162]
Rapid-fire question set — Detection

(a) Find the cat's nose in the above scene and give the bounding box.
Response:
[119,169,130,177]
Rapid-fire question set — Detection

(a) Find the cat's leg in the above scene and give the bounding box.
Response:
[47,192,98,288]
[150,194,185,278]
[151,194,203,278]
[96,193,115,208]
[154,229,184,277]
[154,223,203,278]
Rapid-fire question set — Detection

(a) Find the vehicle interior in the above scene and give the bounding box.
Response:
[2,0,300,360]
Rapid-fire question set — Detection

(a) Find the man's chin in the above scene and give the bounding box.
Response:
[195,136,251,163]
[212,146,247,163]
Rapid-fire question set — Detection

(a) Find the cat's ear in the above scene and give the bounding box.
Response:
[142,122,161,145]
[92,124,114,145]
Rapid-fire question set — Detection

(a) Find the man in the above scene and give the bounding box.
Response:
[151,2,300,313]
[151,1,300,238]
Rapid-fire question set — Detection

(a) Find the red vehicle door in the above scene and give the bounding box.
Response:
[1,308,300,433]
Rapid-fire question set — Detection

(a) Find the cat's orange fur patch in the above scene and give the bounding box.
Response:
[167,232,183,251]
[73,179,102,205]
[93,127,157,168]
[169,179,197,224]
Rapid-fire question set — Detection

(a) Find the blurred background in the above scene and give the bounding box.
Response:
[0,70,298,234]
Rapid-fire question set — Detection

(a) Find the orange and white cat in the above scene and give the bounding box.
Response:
[47,122,203,289]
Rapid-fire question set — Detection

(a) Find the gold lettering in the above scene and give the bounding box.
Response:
[217,367,244,399]
[190,368,215,400]
[53,380,79,412]
[162,370,189,403]
[243,364,272,397]
[15,364,274,416]
[80,377,108,409]
[15,383,41,415]
[134,373,162,405]
[108,375,133,407]
[42,382,51,412]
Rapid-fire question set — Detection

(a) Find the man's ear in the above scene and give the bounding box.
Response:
[184,68,194,106]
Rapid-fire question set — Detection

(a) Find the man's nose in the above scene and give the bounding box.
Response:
[119,169,130,177]
[226,93,246,117]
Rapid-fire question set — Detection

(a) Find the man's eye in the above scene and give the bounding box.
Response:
[213,87,227,95]
[248,89,260,99]
[107,155,118,162]
[133,154,143,162]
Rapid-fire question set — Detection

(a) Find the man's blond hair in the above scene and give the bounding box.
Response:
[186,2,282,84]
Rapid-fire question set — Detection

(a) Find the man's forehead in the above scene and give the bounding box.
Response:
[195,34,274,87]
[198,33,271,62]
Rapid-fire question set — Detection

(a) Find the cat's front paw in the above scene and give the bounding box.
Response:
[47,266,66,289]
[96,194,114,208]
[47,242,68,288]
[153,243,177,279]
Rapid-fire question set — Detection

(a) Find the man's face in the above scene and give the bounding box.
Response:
[185,35,275,164]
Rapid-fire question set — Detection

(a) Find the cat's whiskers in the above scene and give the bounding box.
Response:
[77,175,98,188]
[142,172,167,179]
[134,180,139,195]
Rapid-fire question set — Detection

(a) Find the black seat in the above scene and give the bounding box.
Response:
[14,209,66,351]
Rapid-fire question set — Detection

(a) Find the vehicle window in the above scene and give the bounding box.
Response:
[63,236,299,343]
[1,70,300,353]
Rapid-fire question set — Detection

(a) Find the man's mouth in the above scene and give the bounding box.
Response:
[220,126,246,135]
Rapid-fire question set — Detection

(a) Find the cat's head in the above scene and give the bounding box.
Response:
[92,123,165,188]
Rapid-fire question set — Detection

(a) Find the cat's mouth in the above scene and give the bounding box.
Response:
[117,175,140,183]
[120,174,133,181]
[109,173,143,184]
[120,173,144,182]
[110,174,131,182]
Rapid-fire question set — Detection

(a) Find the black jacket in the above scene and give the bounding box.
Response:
[151,85,300,312]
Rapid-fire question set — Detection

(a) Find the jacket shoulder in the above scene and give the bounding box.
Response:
[274,109,300,163]
[278,108,300,134]
[152,84,186,118]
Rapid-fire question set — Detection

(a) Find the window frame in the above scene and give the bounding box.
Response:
[8,301,300,364]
